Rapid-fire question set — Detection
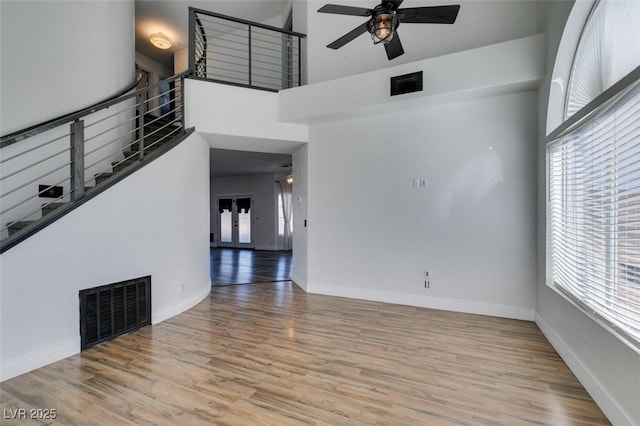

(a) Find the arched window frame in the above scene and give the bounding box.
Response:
[546,0,640,351]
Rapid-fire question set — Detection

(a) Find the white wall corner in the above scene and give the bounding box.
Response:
[292,274,308,292]
[534,313,634,426]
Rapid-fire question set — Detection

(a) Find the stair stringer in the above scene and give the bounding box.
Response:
[0,132,211,382]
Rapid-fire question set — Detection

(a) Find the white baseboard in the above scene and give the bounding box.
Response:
[291,273,307,291]
[534,314,631,426]
[152,284,211,325]
[308,283,535,321]
[0,338,79,382]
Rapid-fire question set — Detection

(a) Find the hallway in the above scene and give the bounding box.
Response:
[210,248,292,286]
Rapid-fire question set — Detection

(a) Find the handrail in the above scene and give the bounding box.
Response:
[1,69,192,252]
[188,7,306,39]
[1,65,144,149]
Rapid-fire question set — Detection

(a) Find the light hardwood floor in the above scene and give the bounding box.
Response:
[0,282,609,425]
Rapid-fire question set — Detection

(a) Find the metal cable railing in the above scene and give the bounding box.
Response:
[189,7,305,91]
[0,71,190,250]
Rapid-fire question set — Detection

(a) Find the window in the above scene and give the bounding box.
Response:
[547,0,640,347]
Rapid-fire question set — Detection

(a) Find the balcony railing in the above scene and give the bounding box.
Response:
[189,8,305,92]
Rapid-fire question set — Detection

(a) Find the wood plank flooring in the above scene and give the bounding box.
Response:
[210,248,292,286]
[0,282,609,425]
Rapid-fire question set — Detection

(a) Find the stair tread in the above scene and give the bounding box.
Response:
[7,220,36,236]
[41,202,65,214]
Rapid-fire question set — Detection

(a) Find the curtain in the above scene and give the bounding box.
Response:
[236,197,251,214]
[278,180,293,251]
[218,198,232,213]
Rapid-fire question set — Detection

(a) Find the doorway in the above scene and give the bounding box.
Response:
[217,196,254,248]
[158,77,175,121]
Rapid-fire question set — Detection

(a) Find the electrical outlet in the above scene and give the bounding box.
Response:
[424,269,430,279]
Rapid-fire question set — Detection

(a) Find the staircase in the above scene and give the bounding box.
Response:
[0,71,191,254]
[5,117,179,238]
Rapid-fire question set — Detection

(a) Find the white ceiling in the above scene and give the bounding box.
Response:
[210,149,292,177]
[135,0,290,67]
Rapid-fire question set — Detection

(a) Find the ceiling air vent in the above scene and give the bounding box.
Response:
[390,71,423,96]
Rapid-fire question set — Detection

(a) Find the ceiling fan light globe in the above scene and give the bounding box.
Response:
[370,13,396,44]
[372,30,393,44]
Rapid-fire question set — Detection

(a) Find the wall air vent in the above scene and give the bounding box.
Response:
[79,276,151,350]
[390,71,423,96]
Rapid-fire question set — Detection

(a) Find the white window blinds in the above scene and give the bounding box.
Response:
[548,79,640,345]
[565,0,640,119]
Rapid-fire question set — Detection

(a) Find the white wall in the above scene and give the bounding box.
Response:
[0,133,211,381]
[136,51,173,85]
[185,78,308,153]
[305,0,540,84]
[0,0,135,135]
[306,90,538,320]
[535,1,640,424]
[210,173,282,250]
[174,48,189,74]
[292,144,308,289]
[280,34,544,124]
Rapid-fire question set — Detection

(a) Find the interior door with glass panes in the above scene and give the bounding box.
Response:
[217,196,254,248]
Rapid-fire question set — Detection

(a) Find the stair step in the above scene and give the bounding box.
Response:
[7,221,35,236]
[41,202,65,216]
[128,137,168,153]
[95,172,114,185]
[112,157,139,173]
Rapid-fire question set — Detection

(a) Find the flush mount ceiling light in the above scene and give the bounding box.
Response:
[149,32,172,50]
[286,174,294,184]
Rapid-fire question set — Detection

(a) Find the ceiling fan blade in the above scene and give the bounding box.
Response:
[317,4,374,16]
[384,32,404,60]
[327,21,370,49]
[383,0,404,11]
[397,5,460,24]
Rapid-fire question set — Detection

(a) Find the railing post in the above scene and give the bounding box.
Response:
[298,36,302,87]
[188,8,195,76]
[70,119,85,201]
[137,92,145,161]
[180,76,186,131]
[248,24,252,86]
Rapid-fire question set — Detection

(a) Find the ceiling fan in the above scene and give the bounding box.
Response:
[317,0,460,60]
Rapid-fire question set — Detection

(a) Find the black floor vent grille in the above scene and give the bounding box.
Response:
[79,276,151,350]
